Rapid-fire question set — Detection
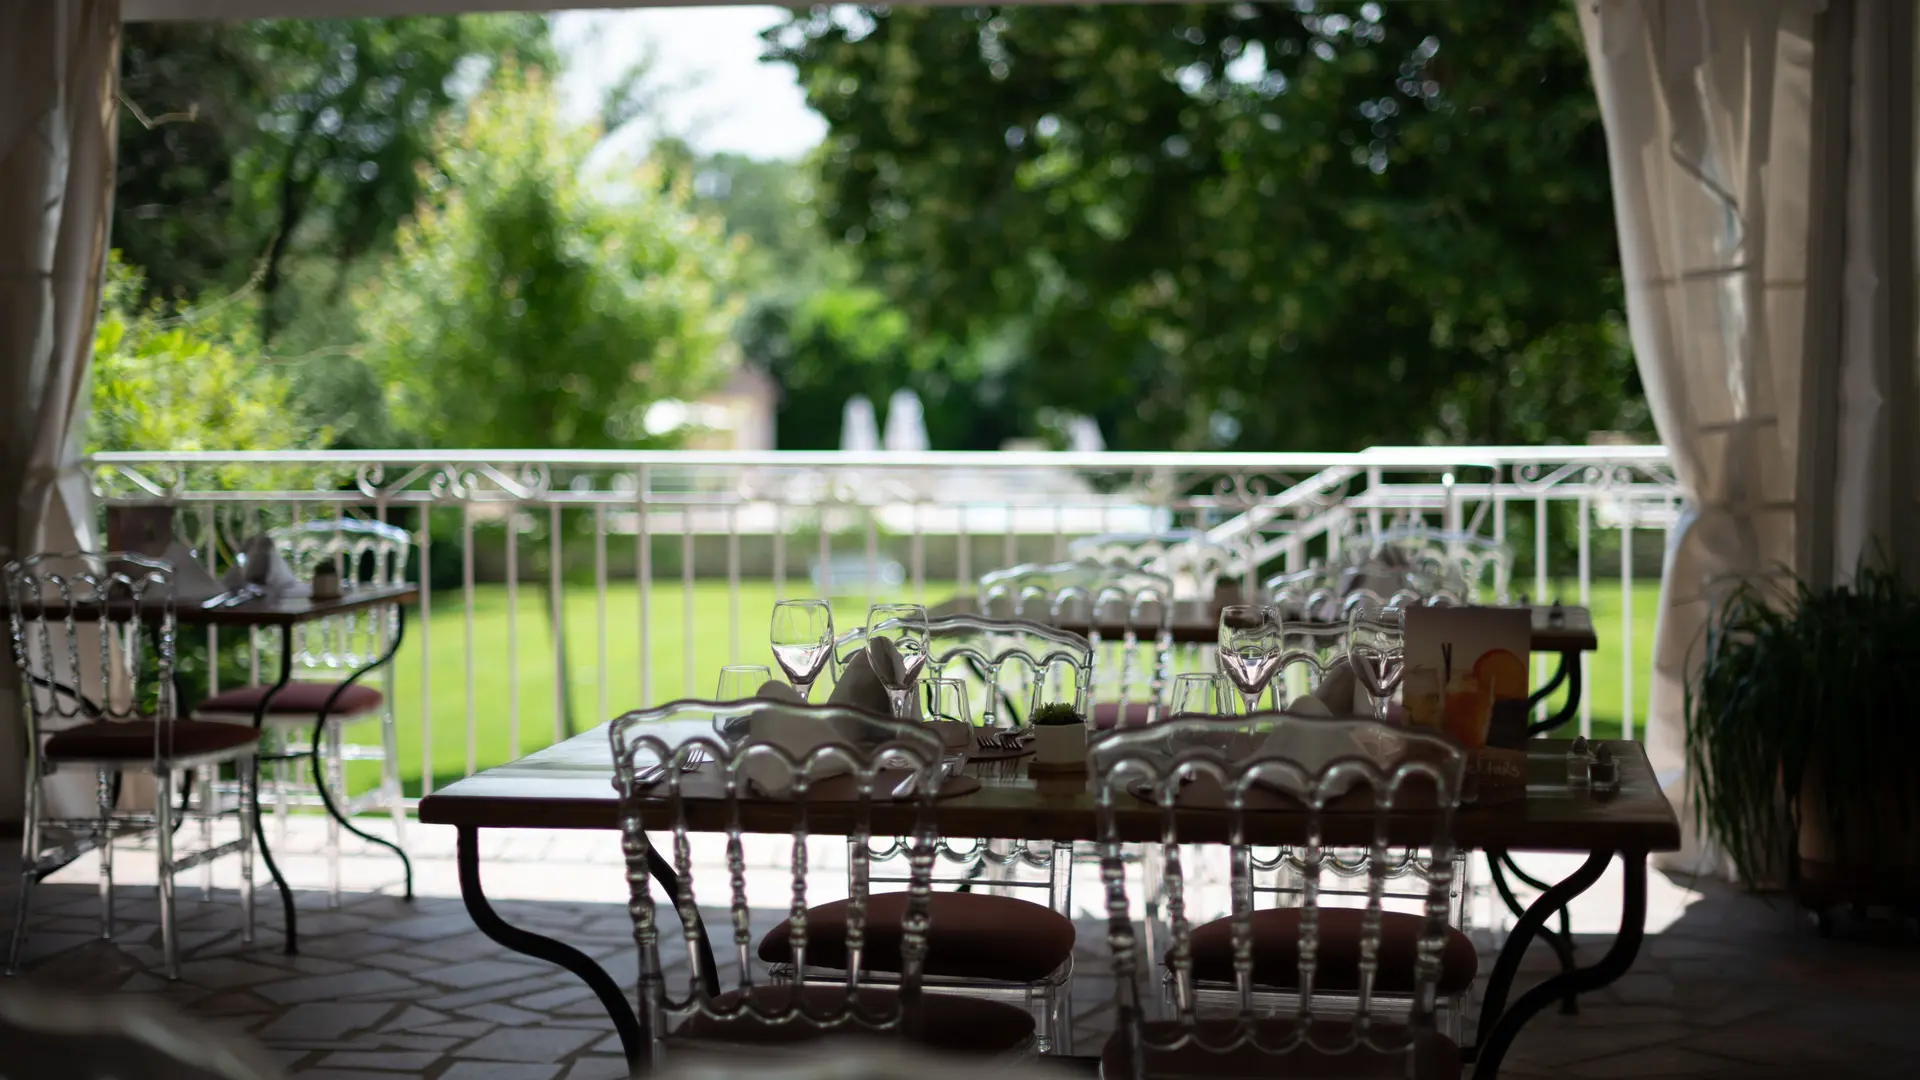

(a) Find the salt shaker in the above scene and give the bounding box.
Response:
[311,561,342,601]
[1589,743,1618,794]
[1566,735,1591,786]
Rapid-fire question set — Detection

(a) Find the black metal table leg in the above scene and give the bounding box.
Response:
[1485,850,1578,1015]
[307,604,413,899]
[250,635,299,953]
[1525,651,1583,737]
[458,827,645,1066]
[1472,852,1648,1079]
[1471,849,1610,1057]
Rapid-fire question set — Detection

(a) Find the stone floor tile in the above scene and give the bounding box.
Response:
[382,1004,451,1031]
[425,976,563,1011]
[180,957,303,989]
[457,1002,545,1027]
[291,1070,410,1080]
[456,1026,601,1064]
[415,1020,498,1038]
[312,1050,443,1072]
[380,913,482,942]
[256,968,418,1005]
[417,959,549,989]
[439,1064,564,1080]
[591,1035,625,1055]
[561,1057,631,1080]
[511,985,595,1012]
[256,1002,398,1042]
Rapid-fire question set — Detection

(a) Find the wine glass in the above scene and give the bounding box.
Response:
[716,664,773,701]
[922,677,972,726]
[1170,672,1236,718]
[1217,604,1281,715]
[865,602,930,718]
[1347,610,1406,722]
[770,599,835,701]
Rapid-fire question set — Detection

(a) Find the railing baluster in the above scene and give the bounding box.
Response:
[595,503,608,722]
[463,503,477,777]
[1620,519,1634,741]
[550,502,565,745]
[506,507,520,763]
[727,503,741,666]
[1578,493,1593,739]
[682,510,695,699]
[637,465,651,707]
[1534,493,1549,722]
[418,508,433,798]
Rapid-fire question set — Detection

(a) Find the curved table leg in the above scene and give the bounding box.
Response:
[1484,851,1578,1015]
[1473,852,1647,1079]
[1472,849,1610,1056]
[308,604,414,899]
[1526,651,1583,737]
[250,638,300,953]
[458,827,645,1066]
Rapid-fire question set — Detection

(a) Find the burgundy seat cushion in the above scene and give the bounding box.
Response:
[758,892,1075,983]
[1102,1018,1460,1079]
[1091,701,1156,730]
[45,719,261,761]
[1187,907,1478,995]
[194,681,383,718]
[674,984,1034,1054]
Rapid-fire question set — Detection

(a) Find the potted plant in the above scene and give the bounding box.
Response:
[1685,567,1920,921]
[1030,702,1088,766]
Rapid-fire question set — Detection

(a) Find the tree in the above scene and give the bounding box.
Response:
[115,15,554,341]
[766,2,1647,451]
[356,64,743,451]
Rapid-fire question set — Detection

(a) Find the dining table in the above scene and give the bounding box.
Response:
[419,726,1679,1078]
[15,582,420,952]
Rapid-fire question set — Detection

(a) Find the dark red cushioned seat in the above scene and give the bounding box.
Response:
[757,891,1075,983]
[193,681,383,718]
[1187,907,1478,995]
[1092,701,1156,730]
[674,984,1034,1053]
[1101,1018,1461,1079]
[45,720,261,761]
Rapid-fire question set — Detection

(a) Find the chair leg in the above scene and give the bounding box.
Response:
[272,738,289,849]
[381,710,406,852]
[6,767,43,976]
[325,722,344,908]
[198,768,215,902]
[239,755,256,944]
[97,767,114,940]
[155,767,179,980]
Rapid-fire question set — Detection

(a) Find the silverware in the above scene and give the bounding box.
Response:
[636,748,706,787]
[890,752,965,798]
[203,583,266,609]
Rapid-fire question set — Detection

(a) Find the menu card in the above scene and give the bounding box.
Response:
[1402,606,1531,794]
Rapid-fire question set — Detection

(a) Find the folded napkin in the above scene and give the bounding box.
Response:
[755,680,805,704]
[735,697,874,796]
[160,543,222,602]
[222,535,309,599]
[828,648,915,718]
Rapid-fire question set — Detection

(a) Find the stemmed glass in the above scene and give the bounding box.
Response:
[865,602,929,718]
[716,664,773,700]
[1217,604,1282,715]
[1347,610,1407,722]
[770,599,835,701]
[1170,672,1236,717]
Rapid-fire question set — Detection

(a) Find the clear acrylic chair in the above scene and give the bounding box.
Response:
[610,700,1041,1067]
[192,518,409,905]
[1341,524,1515,605]
[1067,529,1251,602]
[977,561,1174,729]
[835,613,1093,731]
[6,553,259,980]
[1090,715,1470,1078]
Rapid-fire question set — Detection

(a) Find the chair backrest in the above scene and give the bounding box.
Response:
[1089,715,1465,1072]
[835,614,1093,729]
[610,700,949,1067]
[977,561,1174,725]
[6,552,177,751]
[269,518,410,669]
[1067,530,1248,601]
[1341,525,1512,605]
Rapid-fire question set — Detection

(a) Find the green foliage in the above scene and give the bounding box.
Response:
[355,64,744,450]
[89,253,324,462]
[1685,568,1920,886]
[115,15,553,340]
[1033,702,1083,725]
[767,2,1646,451]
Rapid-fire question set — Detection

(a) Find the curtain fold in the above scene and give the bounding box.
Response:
[0,1,121,825]
[1580,0,1915,875]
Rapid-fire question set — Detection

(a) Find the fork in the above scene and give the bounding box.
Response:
[636,748,706,787]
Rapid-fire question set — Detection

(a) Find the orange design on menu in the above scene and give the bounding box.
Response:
[1472,648,1528,702]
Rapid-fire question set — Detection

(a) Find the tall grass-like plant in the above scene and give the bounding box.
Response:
[1685,567,1920,889]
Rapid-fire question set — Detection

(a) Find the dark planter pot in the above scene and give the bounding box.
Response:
[1794,768,1920,917]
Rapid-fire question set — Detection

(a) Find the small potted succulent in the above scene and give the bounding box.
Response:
[1030,702,1088,766]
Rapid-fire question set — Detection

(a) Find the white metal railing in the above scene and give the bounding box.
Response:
[85,446,1680,798]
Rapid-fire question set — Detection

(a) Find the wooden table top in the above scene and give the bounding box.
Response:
[930,597,1599,652]
[14,583,419,627]
[420,726,1678,854]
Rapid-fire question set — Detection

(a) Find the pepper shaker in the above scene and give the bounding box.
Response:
[1589,743,1618,794]
[1566,735,1591,786]
[311,561,342,601]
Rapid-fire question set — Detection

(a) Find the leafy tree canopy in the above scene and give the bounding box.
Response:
[766,1,1647,451]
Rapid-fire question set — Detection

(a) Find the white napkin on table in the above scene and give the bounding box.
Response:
[159,543,222,603]
[828,648,920,718]
[221,535,309,599]
[735,697,863,797]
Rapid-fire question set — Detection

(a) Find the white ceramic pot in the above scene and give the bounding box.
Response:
[1032,723,1087,766]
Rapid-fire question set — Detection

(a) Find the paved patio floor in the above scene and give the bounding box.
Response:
[3,817,1917,1078]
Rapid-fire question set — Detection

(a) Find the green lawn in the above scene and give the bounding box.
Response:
[349,580,1665,797]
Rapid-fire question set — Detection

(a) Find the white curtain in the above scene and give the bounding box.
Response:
[0,1,121,825]
[1581,0,1917,874]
